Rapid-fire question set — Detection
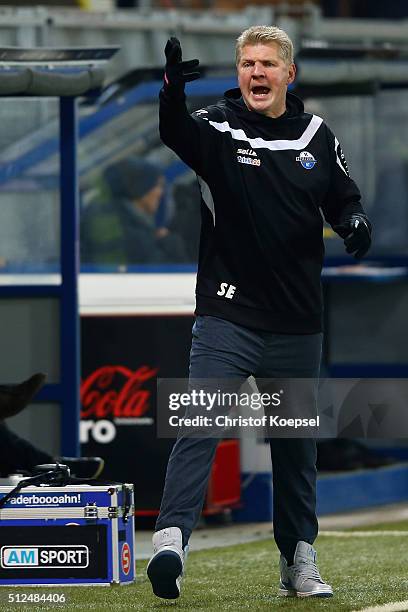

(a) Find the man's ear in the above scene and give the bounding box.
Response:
[287,63,296,84]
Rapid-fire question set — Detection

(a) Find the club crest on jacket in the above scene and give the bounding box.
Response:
[296,151,317,170]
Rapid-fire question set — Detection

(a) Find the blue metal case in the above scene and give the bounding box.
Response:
[0,483,135,586]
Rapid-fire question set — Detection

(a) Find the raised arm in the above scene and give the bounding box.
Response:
[159,37,203,174]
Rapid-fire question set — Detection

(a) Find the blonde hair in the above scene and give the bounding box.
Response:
[236,25,294,66]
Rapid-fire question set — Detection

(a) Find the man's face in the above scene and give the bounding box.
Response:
[237,42,296,118]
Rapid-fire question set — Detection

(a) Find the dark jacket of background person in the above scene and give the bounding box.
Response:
[81,158,189,266]
[170,180,202,263]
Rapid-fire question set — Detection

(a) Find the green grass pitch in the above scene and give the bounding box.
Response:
[1,521,408,611]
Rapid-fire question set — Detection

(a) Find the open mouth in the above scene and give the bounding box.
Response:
[251,86,271,98]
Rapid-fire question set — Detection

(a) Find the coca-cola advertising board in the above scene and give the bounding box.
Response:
[80,315,193,513]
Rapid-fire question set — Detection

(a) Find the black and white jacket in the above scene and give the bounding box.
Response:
[160,87,366,333]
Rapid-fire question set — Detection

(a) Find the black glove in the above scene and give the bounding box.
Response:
[163,37,200,96]
[333,214,372,259]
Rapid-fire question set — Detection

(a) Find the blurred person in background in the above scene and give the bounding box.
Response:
[170,180,202,262]
[147,25,372,601]
[116,0,138,6]
[321,0,408,17]
[81,157,188,266]
[0,374,103,479]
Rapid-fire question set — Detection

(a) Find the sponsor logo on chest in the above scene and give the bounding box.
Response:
[236,148,261,167]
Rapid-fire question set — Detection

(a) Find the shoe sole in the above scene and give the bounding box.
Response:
[147,550,182,599]
[278,587,333,598]
[0,373,46,419]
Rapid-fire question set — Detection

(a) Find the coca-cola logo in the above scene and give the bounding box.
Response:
[81,365,158,420]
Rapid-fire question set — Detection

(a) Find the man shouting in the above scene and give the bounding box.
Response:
[148,25,371,600]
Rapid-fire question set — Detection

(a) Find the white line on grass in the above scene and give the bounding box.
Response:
[352,600,408,612]
[320,531,408,612]
[319,530,408,537]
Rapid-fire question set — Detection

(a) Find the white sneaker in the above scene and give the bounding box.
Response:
[278,541,333,598]
[147,527,186,599]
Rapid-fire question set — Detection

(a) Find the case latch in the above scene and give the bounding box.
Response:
[108,506,118,519]
[84,502,98,519]
[122,485,132,523]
